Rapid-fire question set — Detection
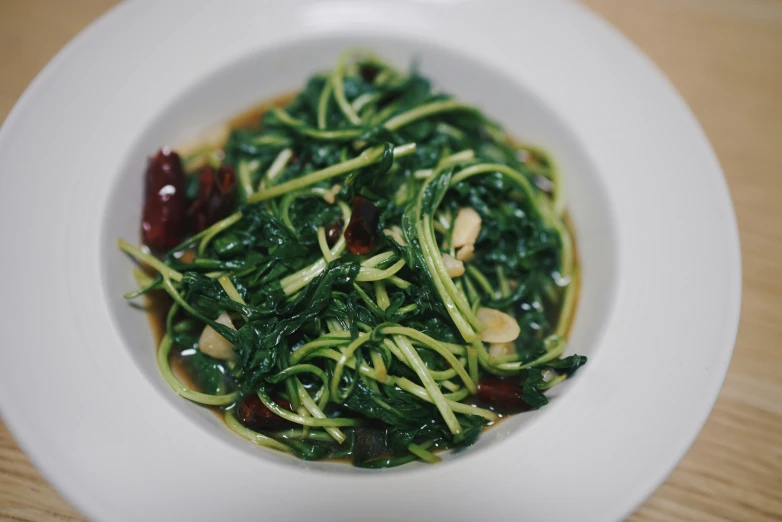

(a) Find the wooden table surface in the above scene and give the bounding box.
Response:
[1,0,781,520]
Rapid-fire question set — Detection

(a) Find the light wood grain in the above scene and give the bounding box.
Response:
[1,0,781,520]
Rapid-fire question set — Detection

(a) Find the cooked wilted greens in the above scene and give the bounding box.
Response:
[119,50,584,467]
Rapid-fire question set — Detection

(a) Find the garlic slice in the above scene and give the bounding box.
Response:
[198,312,237,361]
[455,243,474,262]
[452,207,482,248]
[442,254,465,278]
[477,307,521,343]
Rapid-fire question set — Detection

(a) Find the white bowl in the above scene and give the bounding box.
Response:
[0,1,740,521]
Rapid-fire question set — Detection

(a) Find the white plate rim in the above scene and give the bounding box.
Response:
[0,1,741,521]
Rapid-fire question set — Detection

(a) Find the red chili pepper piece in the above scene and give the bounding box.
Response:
[187,164,237,232]
[237,394,294,431]
[476,377,532,414]
[325,219,344,248]
[345,196,380,254]
[141,147,187,252]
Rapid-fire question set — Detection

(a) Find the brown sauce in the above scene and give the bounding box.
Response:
[226,92,297,130]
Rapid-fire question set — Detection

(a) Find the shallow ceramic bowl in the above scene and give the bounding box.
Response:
[0,1,740,521]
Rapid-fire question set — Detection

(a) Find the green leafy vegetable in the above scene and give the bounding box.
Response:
[186,351,229,395]
[119,50,585,468]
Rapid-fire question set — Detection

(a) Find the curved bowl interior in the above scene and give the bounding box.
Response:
[101,34,618,470]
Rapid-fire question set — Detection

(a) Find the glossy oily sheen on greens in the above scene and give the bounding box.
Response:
[118,51,585,468]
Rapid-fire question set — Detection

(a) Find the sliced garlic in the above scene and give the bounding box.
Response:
[442,254,465,278]
[455,243,474,262]
[198,311,237,361]
[323,184,342,204]
[488,342,516,358]
[477,307,521,343]
[383,225,407,247]
[452,207,482,248]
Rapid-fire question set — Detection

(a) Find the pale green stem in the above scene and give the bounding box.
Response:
[249,144,415,203]
[380,325,476,393]
[451,163,551,229]
[395,377,497,422]
[357,259,406,282]
[197,211,244,256]
[258,147,293,191]
[118,239,182,282]
[275,430,334,442]
[539,372,568,390]
[317,80,334,130]
[331,55,363,125]
[224,409,290,453]
[252,134,291,146]
[295,379,345,443]
[270,107,363,140]
[280,202,350,295]
[351,92,381,114]
[408,443,442,464]
[556,265,578,337]
[438,149,475,170]
[522,144,565,216]
[218,275,245,305]
[331,334,372,401]
[157,335,237,406]
[387,275,411,289]
[361,251,395,268]
[416,220,478,342]
[420,215,482,330]
[496,265,511,299]
[467,341,480,384]
[393,334,462,436]
[436,122,466,140]
[166,210,242,253]
[494,334,566,371]
[374,280,390,311]
[370,350,388,382]
[466,264,497,299]
[289,333,352,364]
[440,380,461,393]
[299,348,392,384]
[384,100,476,132]
[316,227,336,262]
[238,159,260,199]
[396,303,418,314]
[257,390,360,427]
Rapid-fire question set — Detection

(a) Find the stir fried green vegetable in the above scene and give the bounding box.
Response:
[120,50,585,467]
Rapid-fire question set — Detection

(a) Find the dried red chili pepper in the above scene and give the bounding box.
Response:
[325,219,344,248]
[187,164,237,232]
[345,196,380,255]
[476,377,532,414]
[141,147,186,252]
[237,394,294,431]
